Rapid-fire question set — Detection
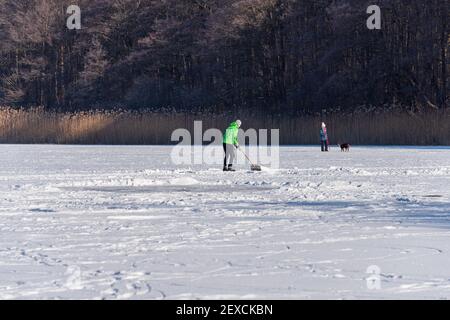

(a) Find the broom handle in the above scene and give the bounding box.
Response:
[237,147,255,166]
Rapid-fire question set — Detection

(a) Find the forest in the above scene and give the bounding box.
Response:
[0,0,448,114]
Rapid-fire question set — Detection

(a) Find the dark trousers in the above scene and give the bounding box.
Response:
[223,143,236,167]
[321,140,329,152]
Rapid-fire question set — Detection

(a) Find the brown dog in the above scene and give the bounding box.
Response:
[338,143,351,152]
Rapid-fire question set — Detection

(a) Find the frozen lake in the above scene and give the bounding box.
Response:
[0,145,449,299]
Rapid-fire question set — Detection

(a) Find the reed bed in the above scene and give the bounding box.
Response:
[0,107,448,145]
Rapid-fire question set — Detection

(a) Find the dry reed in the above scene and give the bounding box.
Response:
[0,107,448,145]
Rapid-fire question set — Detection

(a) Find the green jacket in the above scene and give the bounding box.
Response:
[223,122,239,146]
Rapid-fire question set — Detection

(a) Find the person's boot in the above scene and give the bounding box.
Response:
[223,166,229,172]
[227,165,236,172]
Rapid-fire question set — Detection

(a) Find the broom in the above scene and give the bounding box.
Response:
[237,147,262,171]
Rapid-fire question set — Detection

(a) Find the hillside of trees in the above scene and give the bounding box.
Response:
[0,0,448,114]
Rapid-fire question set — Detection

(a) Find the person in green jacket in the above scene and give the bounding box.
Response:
[223,120,241,171]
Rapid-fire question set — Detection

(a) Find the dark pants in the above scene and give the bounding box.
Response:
[223,143,236,168]
[321,140,329,152]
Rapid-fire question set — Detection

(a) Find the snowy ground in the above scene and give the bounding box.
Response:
[0,145,449,300]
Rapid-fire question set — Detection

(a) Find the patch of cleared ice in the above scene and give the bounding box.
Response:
[168,177,200,185]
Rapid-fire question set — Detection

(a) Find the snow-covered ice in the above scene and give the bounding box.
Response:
[0,145,449,299]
